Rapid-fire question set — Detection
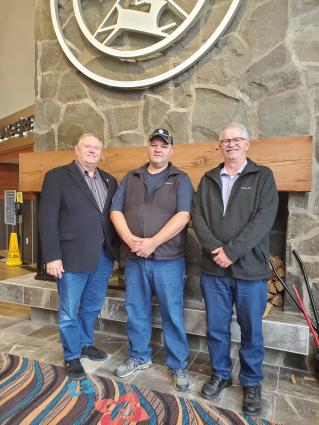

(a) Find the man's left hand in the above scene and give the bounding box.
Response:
[133,238,158,258]
[211,247,233,268]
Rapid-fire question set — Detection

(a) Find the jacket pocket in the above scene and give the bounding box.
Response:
[60,232,75,240]
[255,246,268,268]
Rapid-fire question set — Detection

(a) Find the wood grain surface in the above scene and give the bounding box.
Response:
[0,134,34,163]
[0,164,19,199]
[19,136,312,192]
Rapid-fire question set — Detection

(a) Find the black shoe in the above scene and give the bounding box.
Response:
[201,375,232,399]
[81,345,108,361]
[242,385,262,415]
[64,358,86,380]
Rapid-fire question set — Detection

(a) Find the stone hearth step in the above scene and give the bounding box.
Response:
[0,273,309,355]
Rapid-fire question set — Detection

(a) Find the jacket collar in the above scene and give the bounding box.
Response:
[206,158,260,182]
[133,162,182,177]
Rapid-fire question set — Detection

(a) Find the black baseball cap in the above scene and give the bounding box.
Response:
[149,128,173,145]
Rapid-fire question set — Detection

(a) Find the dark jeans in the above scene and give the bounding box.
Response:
[200,273,267,386]
[125,257,189,370]
[57,251,114,360]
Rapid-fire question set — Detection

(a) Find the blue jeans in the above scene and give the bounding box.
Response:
[125,257,188,370]
[200,274,267,386]
[57,251,114,360]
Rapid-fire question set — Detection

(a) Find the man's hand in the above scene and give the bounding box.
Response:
[46,259,64,279]
[132,238,158,258]
[127,236,143,252]
[211,247,233,268]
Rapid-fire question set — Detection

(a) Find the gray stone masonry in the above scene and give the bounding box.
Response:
[34,0,319,315]
[0,273,310,355]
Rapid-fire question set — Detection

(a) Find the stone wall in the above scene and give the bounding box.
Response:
[34,0,319,311]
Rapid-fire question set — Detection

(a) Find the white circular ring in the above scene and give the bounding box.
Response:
[50,0,242,89]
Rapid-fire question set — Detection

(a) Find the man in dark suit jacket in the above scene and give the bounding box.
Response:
[39,133,119,379]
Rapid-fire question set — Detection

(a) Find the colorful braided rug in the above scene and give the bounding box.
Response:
[0,353,277,425]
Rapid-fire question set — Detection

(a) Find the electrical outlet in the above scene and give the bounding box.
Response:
[25,237,29,245]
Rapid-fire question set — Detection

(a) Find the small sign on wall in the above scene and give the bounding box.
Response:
[16,192,23,204]
[4,190,16,226]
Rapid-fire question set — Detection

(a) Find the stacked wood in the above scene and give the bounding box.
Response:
[263,256,285,318]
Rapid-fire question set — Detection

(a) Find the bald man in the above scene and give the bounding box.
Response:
[39,133,119,379]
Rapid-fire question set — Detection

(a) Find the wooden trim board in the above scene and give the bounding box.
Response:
[0,105,34,127]
[0,105,34,163]
[19,135,312,192]
[0,134,34,163]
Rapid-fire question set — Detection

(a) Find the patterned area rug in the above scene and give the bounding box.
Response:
[0,353,277,425]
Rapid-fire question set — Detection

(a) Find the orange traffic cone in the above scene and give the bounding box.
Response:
[6,232,22,266]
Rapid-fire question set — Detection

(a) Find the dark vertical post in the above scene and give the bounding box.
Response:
[35,192,55,282]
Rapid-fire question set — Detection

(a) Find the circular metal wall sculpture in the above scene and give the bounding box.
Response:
[51,0,242,89]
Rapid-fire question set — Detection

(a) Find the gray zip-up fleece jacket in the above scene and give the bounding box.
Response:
[192,158,279,280]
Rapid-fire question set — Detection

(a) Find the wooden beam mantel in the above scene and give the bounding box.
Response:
[19,135,312,192]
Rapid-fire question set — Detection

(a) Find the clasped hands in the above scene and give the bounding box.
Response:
[211,247,233,268]
[128,236,158,258]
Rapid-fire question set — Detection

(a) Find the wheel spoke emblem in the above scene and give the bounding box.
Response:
[51,0,242,88]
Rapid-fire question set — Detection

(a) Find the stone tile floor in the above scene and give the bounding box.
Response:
[0,311,319,424]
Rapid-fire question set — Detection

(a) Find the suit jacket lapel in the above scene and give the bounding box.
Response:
[68,162,100,211]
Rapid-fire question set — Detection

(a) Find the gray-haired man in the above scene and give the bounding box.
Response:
[192,122,278,414]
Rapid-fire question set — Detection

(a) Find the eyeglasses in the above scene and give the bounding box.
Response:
[220,137,247,145]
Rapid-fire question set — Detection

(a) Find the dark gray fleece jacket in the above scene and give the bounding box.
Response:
[192,158,279,280]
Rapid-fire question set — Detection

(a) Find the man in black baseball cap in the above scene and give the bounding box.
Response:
[149,128,173,145]
[111,128,193,392]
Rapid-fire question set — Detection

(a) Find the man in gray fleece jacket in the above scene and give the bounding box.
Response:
[192,122,278,415]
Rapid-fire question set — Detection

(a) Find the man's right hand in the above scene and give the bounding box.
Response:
[127,236,143,252]
[211,247,233,268]
[46,259,64,279]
